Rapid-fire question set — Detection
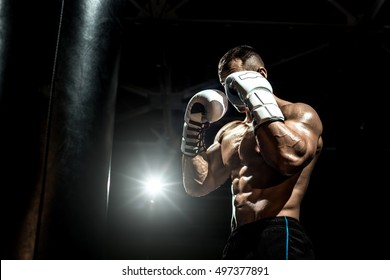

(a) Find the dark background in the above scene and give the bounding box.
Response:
[1,0,389,260]
[106,0,389,260]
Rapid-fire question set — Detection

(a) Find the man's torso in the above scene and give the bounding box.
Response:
[218,120,316,229]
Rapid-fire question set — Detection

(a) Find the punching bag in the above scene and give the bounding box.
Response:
[0,0,125,259]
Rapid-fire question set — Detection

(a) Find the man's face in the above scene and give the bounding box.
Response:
[219,58,245,87]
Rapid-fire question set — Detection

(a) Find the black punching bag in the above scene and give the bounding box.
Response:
[0,0,125,259]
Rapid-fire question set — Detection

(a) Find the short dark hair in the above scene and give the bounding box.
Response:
[218,45,265,80]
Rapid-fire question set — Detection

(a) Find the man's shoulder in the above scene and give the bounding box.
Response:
[281,102,320,118]
[220,120,248,132]
[214,120,248,141]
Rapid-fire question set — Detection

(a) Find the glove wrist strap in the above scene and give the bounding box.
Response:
[181,121,209,157]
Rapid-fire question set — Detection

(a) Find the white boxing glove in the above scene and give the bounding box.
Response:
[181,89,228,157]
[225,71,285,129]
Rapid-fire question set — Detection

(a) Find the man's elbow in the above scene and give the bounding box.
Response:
[184,186,209,197]
[274,149,315,176]
[183,178,216,197]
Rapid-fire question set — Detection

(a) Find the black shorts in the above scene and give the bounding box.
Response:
[222,216,314,260]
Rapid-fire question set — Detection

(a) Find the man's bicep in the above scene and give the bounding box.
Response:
[206,141,230,188]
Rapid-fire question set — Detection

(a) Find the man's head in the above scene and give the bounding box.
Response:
[218,45,267,86]
[218,45,268,113]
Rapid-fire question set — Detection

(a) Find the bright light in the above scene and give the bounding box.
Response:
[145,178,162,193]
[144,177,163,196]
[124,150,183,208]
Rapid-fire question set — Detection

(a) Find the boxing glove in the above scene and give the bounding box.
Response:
[225,71,284,129]
[181,89,228,157]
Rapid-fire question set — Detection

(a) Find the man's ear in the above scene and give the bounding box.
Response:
[258,67,268,78]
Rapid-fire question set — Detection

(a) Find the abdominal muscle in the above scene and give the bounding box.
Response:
[231,169,301,229]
